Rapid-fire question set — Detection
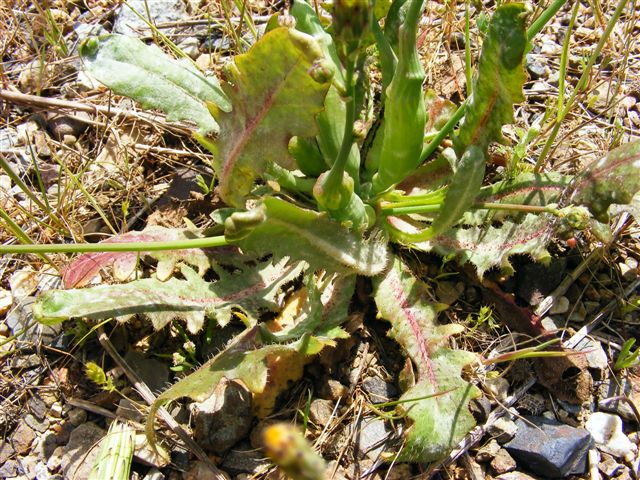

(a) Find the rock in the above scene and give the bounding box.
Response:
[11,420,36,455]
[123,350,169,394]
[221,442,270,476]
[449,32,466,50]
[113,0,189,36]
[491,449,517,475]
[572,337,608,370]
[46,112,91,140]
[504,416,592,478]
[61,422,106,479]
[526,54,546,79]
[567,302,587,322]
[318,379,348,401]
[177,37,200,59]
[27,396,47,422]
[0,441,15,464]
[0,459,19,478]
[487,418,518,444]
[598,375,640,424]
[116,397,144,423]
[354,418,391,459]
[66,408,87,427]
[483,376,509,403]
[24,413,48,433]
[46,446,65,471]
[541,316,564,331]
[598,452,621,477]
[469,395,492,423]
[362,376,398,403]
[495,473,540,480]
[143,468,166,480]
[9,269,38,298]
[585,412,636,459]
[476,439,501,463]
[192,380,253,455]
[5,296,61,345]
[195,53,215,71]
[516,258,566,306]
[540,38,562,56]
[0,288,12,316]
[309,399,335,427]
[549,296,570,315]
[184,460,230,480]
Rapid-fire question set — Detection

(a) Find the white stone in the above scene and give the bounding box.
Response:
[586,412,636,458]
[9,269,38,299]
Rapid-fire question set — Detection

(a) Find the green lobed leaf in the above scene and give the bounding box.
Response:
[373,257,480,462]
[146,273,354,446]
[79,34,230,134]
[34,258,304,333]
[455,3,527,155]
[572,141,640,222]
[208,27,332,207]
[388,214,554,278]
[224,197,388,276]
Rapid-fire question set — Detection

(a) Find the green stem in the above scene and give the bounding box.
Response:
[420,0,569,164]
[465,0,473,97]
[557,2,580,118]
[322,58,357,193]
[380,200,561,216]
[0,235,229,254]
[535,0,628,172]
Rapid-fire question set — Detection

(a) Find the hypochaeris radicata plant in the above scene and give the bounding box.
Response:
[3,0,640,465]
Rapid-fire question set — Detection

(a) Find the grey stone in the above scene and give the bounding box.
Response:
[598,452,621,477]
[495,473,540,480]
[46,446,65,472]
[192,380,252,455]
[116,397,145,423]
[504,416,592,478]
[355,418,392,459]
[0,459,19,478]
[5,297,62,345]
[476,439,501,463]
[11,420,36,455]
[487,418,518,444]
[598,376,640,423]
[0,440,15,464]
[221,442,269,476]
[184,460,230,480]
[123,350,169,394]
[526,54,546,80]
[61,422,106,479]
[27,396,47,422]
[46,112,90,140]
[142,467,166,480]
[362,376,398,403]
[309,399,335,427]
[114,0,189,36]
[24,414,48,434]
[66,408,87,427]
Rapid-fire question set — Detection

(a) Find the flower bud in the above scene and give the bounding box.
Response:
[308,59,334,84]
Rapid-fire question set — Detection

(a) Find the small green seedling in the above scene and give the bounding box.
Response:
[613,338,640,371]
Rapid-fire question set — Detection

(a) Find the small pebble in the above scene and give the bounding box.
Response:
[491,448,517,475]
[487,418,518,444]
[549,296,570,315]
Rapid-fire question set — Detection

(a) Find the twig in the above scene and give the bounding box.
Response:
[0,88,191,136]
[96,327,226,479]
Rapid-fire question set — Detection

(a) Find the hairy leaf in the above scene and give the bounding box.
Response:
[209,27,332,207]
[79,34,229,134]
[373,257,479,462]
[34,259,304,333]
[388,214,554,278]
[146,274,354,444]
[62,226,222,288]
[225,197,388,276]
[455,4,527,155]
[572,141,640,222]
